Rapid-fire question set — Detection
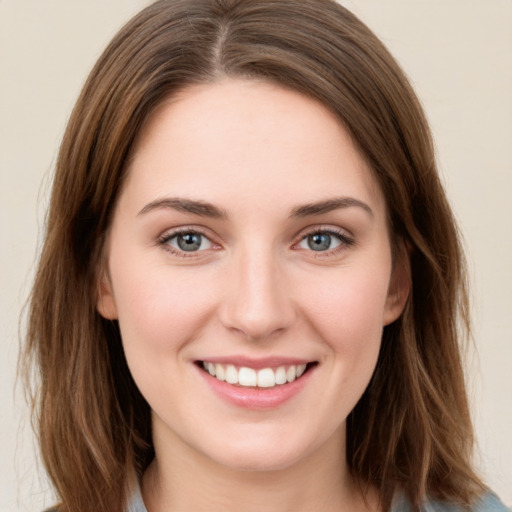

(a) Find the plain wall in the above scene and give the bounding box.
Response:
[1,1,510,510]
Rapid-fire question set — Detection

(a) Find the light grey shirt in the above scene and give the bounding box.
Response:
[126,483,147,512]
[126,484,510,512]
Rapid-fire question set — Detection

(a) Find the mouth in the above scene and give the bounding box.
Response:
[196,361,318,389]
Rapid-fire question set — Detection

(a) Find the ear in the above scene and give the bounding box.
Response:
[96,268,118,320]
[383,248,411,326]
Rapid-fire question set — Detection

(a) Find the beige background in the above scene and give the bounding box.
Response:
[1,1,510,510]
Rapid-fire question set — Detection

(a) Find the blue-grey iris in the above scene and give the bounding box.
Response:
[308,233,331,251]
[177,233,202,251]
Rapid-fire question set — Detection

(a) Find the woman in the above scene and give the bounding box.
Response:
[23,1,508,511]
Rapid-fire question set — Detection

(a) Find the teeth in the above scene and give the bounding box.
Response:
[225,364,238,384]
[257,368,275,388]
[215,363,225,381]
[239,367,257,386]
[275,366,287,385]
[201,362,311,388]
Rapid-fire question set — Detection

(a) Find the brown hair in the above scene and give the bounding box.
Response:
[23,0,486,510]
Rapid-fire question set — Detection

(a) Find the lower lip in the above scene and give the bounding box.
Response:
[196,365,315,410]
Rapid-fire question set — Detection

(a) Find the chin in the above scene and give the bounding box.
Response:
[211,448,303,473]
[197,430,321,474]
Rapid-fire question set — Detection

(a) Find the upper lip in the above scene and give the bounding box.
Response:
[196,356,315,370]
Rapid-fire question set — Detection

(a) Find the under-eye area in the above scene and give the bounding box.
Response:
[196,361,319,388]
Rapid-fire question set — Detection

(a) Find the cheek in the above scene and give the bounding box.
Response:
[298,261,391,387]
[110,263,221,410]
[109,252,217,357]
[304,267,390,343]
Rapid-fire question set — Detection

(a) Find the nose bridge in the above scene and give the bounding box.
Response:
[221,242,295,340]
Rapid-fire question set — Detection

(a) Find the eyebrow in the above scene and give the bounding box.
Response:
[138,197,227,218]
[290,197,374,218]
[137,195,373,220]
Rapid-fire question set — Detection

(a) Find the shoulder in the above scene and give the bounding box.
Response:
[393,492,510,512]
[126,480,148,512]
[427,493,510,512]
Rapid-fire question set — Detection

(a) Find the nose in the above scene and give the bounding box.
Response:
[219,247,296,341]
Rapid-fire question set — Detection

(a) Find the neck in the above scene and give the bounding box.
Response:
[141,423,379,512]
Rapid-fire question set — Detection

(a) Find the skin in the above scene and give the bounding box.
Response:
[98,78,409,512]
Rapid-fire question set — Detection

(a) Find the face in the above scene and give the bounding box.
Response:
[98,79,409,473]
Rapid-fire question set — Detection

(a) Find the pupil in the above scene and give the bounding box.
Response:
[308,233,331,251]
[178,233,201,251]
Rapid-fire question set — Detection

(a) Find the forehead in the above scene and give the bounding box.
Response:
[123,78,386,217]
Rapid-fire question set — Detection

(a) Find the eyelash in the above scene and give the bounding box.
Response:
[294,226,355,257]
[157,226,355,258]
[157,227,218,258]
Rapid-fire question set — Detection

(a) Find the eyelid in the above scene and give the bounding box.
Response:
[157,226,221,257]
[292,225,355,254]
[156,224,354,258]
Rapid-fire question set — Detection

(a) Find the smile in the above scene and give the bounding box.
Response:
[199,361,314,388]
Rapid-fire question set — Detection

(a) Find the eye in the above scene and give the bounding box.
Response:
[297,230,352,252]
[162,231,214,253]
